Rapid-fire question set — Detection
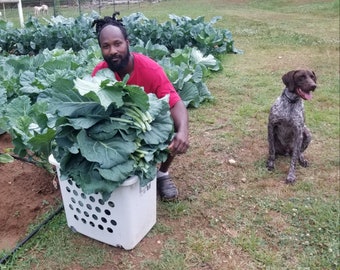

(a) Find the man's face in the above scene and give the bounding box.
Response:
[99,25,130,72]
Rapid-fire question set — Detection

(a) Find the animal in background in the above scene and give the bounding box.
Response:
[34,4,48,16]
[41,4,48,15]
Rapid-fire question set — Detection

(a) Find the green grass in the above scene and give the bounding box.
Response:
[1,0,339,269]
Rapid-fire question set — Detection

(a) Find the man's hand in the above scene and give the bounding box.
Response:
[168,131,189,155]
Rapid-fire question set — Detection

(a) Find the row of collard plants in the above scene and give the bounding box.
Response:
[0,12,240,198]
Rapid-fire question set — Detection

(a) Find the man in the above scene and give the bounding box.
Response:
[91,13,189,200]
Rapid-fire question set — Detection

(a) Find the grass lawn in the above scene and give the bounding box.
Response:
[1,0,339,269]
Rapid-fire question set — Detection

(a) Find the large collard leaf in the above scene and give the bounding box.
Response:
[0,61,20,100]
[54,125,80,154]
[5,96,32,135]
[76,129,137,169]
[4,96,34,157]
[59,153,117,200]
[131,40,169,60]
[41,58,72,74]
[28,128,56,159]
[75,76,121,110]
[121,84,149,111]
[176,81,199,107]
[41,86,107,118]
[190,47,222,71]
[67,117,103,130]
[4,95,55,162]
[142,95,173,145]
[19,70,45,96]
[96,160,135,183]
[196,81,212,103]
[6,55,33,73]
[56,101,105,118]
[87,119,131,141]
[75,74,149,111]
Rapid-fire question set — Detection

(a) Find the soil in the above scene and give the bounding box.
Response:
[0,132,62,251]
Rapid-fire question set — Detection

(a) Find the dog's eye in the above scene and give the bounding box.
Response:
[297,75,306,81]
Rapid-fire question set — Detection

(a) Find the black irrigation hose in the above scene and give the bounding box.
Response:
[0,204,64,265]
[0,152,37,165]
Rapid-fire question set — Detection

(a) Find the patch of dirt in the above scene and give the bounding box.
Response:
[0,133,62,251]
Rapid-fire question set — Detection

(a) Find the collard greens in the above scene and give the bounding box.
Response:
[44,73,174,200]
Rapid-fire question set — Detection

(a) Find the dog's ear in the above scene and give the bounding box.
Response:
[311,70,317,83]
[282,70,297,91]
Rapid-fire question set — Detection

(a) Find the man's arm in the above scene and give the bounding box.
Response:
[168,100,189,155]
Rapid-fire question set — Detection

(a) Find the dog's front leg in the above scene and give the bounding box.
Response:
[266,122,276,171]
[286,128,304,183]
[298,126,312,167]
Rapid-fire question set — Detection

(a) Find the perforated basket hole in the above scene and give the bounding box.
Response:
[65,181,119,234]
[108,201,115,208]
[98,199,105,205]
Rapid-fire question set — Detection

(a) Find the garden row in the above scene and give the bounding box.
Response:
[0,12,239,197]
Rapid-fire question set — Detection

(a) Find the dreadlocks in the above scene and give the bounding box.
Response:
[92,12,128,43]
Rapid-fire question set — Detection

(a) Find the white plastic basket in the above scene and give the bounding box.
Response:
[49,155,157,250]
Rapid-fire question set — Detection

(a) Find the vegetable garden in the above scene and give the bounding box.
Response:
[0,12,237,170]
[0,7,239,260]
[0,0,339,269]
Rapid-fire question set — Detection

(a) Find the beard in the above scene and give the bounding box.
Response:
[104,49,130,72]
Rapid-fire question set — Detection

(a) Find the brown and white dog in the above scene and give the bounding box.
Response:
[266,70,317,183]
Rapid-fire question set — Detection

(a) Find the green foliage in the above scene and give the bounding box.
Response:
[43,74,174,200]
[0,14,98,55]
[0,12,239,57]
[1,0,339,269]
[0,152,14,163]
[124,13,240,55]
[0,42,220,164]
[0,48,101,168]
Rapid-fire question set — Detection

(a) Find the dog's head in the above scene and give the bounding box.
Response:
[282,70,317,100]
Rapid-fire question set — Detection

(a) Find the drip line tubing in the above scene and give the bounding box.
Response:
[0,204,64,265]
[0,151,37,165]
